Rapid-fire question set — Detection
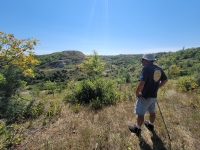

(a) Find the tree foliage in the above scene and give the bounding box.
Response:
[44,80,57,97]
[78,50,105,76]
[176,76,198,92]
[0,31,39,77]
[0,31,39,99]
[0,31,39,123]
[169,65,180,78]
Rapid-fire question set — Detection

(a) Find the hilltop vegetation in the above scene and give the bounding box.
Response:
[29,47,200,93]
[36,50,85,69]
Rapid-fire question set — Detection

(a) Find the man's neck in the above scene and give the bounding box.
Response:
[146,62,153,66]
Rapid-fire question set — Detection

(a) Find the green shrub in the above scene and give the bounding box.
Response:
[176,76,198,92]
[25,99,45,119]
[0,121,24,149]
[1,96,28,123]
[45,101,62,117]
[0,95,45,123]
[0,67,24,99]
[30,87,40,96]
[44,80,57,98]
[64,77,120,109]
[90,97,102,110]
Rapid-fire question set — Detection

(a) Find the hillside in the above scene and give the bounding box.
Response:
[36,50,85,69]
[30,47,200,86]
[16,83,200,149]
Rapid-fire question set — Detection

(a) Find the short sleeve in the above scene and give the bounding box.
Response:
[160,70,168,81]
[139,67,149,82]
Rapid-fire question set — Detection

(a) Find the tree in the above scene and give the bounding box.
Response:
[125,73,131,83]
[0,31,39,75]
[66,50,119,110]
[0,31,39,123]
[0,31,39,99]
[44,81,57,98]
[78,50,105,77]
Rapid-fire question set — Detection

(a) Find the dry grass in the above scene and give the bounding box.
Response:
[14,84,200,150]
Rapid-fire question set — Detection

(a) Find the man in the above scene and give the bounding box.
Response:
[129,53,168,136]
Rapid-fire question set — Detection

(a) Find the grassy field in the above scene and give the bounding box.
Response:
[4,81,200,150]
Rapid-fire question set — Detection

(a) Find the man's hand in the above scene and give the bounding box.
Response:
[135,81,145,98]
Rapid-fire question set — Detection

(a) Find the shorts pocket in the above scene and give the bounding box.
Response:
[140,97,148,104]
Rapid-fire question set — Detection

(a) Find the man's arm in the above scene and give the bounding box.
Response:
[135,81,145,98]
[159,79,168,88]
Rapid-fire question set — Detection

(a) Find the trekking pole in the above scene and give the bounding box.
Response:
[157,100,172,141]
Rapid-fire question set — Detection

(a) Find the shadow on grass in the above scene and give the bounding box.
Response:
[151,130,168,150]
[137,130,168,150]
[138,136,152,150]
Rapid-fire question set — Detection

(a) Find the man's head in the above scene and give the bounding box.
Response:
[141,53,156,66]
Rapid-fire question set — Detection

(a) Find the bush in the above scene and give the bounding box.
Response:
[0,121,25,149]
[0,96,44,123]
[0,67,24,99]
[45,101,62,117]
[176,76,198,92]
[0,96,28,123]
[64,77,120,109]
[25,99,45,119]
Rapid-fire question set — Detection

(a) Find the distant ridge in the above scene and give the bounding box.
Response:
[36,50,85,69]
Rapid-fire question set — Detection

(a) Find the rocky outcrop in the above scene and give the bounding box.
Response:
[49,60,66,68]
[37,50,85,69]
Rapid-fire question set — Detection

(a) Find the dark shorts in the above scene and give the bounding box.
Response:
[134,96,157,116]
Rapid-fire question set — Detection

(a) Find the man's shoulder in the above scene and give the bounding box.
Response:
[152,65,163,70]
[143,65,160,69]
[143,65,164,74]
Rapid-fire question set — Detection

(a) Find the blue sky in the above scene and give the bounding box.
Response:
[1,0,200,55]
